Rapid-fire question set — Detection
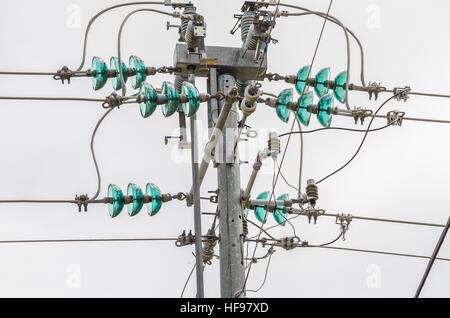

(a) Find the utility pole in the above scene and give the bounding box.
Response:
[188,69,205,298]
[215,74,246,298]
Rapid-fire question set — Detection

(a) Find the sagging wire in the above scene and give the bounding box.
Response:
[74,1,175,72]
[90,107,115,200]
[316,91,403,185]
[279,123,393,138]
[317,231,344,247]
[281,9,352,110]
[275,2,366,88]
[245,247,275,294]
[246,237,450,262]
[117,8,179,97]
[295,117,304,196]
[181,263,196,298]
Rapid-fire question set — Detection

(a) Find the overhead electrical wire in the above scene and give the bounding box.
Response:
[0,0,449,298]
[316,92,403,185]
[317,231,343,247]
[74,1,169,72]
[246,238,450,262]
[279,123,393,138]
[414,216,450,298]
[90,108,115,200]
[0,237,179,244]
[278,3,366,87]
[244,250,274,294]
[281,8,352,110]
[309,245,450,262]
[117,8,178,97]
[181,263,196,298]
[0,2,174,77]
[295,117,304,196]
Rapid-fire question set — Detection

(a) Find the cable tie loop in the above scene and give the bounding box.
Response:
[102,92,124,109]
[74,194,89,212]
[53,66,74,84]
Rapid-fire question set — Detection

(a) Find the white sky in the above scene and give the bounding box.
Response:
[0,0,449,297]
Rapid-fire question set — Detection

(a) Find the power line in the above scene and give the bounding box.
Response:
[0,71,56,76]
[181,263,196,298]
[245,238,450,262]
[0,237,178,244]
[321,213,446,228]
[309,245,450,262]
[279,123,393,138]
[414,216,450,298]
[90,108,115,200]
[0,96,104,103]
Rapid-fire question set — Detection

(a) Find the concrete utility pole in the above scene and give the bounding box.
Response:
[216,74,246,298]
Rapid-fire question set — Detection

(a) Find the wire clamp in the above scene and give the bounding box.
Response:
[393,86,411,102]
[175,230,196,247]
[351,107,373,125]
[386,110,405,126]
[246,247,275,264]
[156,66,181,74]
[303,207,325,224]
[276,236,300,250]
[335,214,352,241]
[367,82,386,100]
[102,92,124,109]
[53,66,74,84]
[74,194,89,212]
[264,72,286,82]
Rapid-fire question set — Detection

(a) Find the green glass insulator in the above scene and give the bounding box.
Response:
[317,93,334,128]
[110,57,128,91]
[161,81,180,117]
[127,183,144,216]
[296,91,313,126]
[139,83,158,118]
[295,65,311,95]
[334,71,347,103]
[181,82,200,117]
[276,88,293,123]
[254,191,269,223]
[107,184,125,218]
[129,55,147,89]
[273,193,289,226]
[314,67,330,98]
[146,183,162,216]
[91,57,109,91]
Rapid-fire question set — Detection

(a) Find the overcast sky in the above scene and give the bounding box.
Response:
[0,0,449,297]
